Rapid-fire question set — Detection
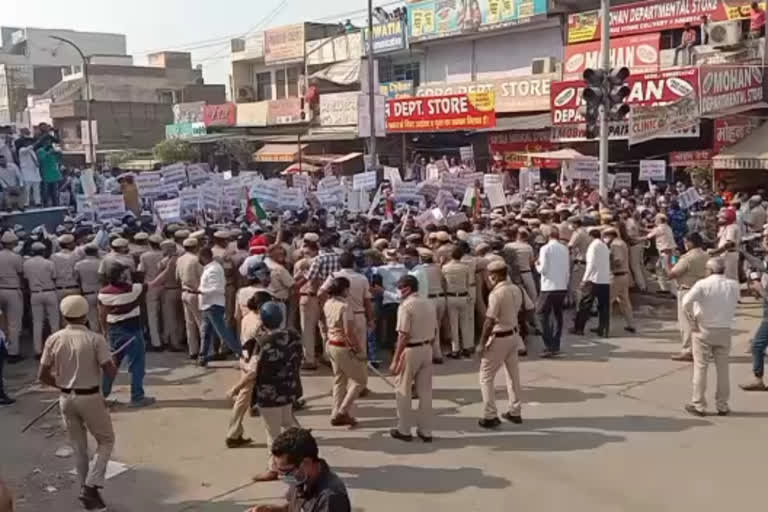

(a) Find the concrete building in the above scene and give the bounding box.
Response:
[33,51,225,154]
[0,26,127,124]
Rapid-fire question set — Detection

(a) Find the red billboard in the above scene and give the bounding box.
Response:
[385,92,496,132]
[568,0,761,43]
[670,150,713,167]
[699,65,764,115]
[550,67,700,141]
[713,115,762,153]
[563,33,660,80]
[203,103,237,127]
[488,130,558,169]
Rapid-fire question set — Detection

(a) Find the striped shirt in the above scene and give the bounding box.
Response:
[98,283,144,324]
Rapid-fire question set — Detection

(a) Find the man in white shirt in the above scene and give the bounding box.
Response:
[682,257,740,416]
[18,144,41,207]
[535,226,570,357]
[198,247,241,367]
[709,208,741,282]
[571,227,611,337]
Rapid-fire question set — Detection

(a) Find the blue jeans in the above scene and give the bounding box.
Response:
[102,318,146,403]
[751,317,768,378]
[200,305,241,362]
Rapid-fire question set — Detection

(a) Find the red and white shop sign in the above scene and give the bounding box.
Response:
[699,66,764,115]
[488,130,558,169]
[669,150,713,167]
[563,33,660,81]
[713,116,762,153]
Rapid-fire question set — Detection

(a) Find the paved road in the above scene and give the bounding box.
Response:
[2,298,767,512]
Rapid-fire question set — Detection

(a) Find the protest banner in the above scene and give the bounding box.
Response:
[383,166,402,184]
[639,160,666,181]
[417,180,440,199]
[483,173,502,189]
[160,163,188,187]
[200,186,221,212]
[180,189,201,214]
[318,176,340,190]
[485,183,507,209]
[291,173,310,190]
[368,185,384,217]
[446,212,468,228]
[426,163,440,181]
[92,194,126,221]
[353,171,377,191]
[614,172,632,189]
[393,181,421,203]
[154,197,182,222]
[462,187,475,208]
[436,189,459,211]
[441,174,465,196]
[134,172,162,199]
[678,187,703,210]
[314,188,344,207]
[279,187,305,210]
[186,163,210,185]
[414,209,434,228]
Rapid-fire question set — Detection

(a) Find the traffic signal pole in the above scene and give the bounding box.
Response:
[599,0,611,200]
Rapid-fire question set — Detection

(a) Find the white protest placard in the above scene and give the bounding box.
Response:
[251,180,283,210]
[417,180,440,199]
[279,187,305,210]
[483,173,502,189]
[426,164,440,181]
[159,181,180,197]
[431,207,445,222]
[180,189,201,214]
[383,166,401,184]
[367,185,383,217]
[446,212,468,228]
[570,159,599,182]
[519,168,532,191]
[460,172,483,188]
[607,173,616,190]
[678,187,703,210]
[80,169,97,197]
[353,171,377,191]
[200,185,221,212]
[92,194,126,220]
[414,210,434,228]
[314,188,343,207]
[154,197,181,222]
[134,172,162,199]
[220,184,244,213]
[76,194,94,218]
[462,187,475,208]
[529,168,541,185]
[614,172,632,189]
[460,146,474,163]
[485,183,507,209]
[393,181,420,203]
[160,163,188,187]
[436,189,459,211]
[639,160,666,181]
[441,174,465,196]
[186,164,210,185]
[317,176,340,190]
[291,173,310,191]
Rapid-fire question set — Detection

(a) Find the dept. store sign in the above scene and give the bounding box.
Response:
[713,116,762,153]
[699,65,764,115]
[551,67,700,142]
[385,92,496,132]
[567,0,764,42]
[488,130,558,169]
[563,33,660,80]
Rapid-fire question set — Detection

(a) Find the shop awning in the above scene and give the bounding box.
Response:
[253,143,309,162]
[521,148,596,160]
[302,152,363,164]
[311,59,361,86]
[281,162,321,174]
[475,113,551,133]
[712,122,768,170]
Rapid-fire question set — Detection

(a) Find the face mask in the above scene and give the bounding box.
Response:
[281,467,307,487]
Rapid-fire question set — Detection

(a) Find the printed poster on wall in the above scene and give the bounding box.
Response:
[563,33,660,81]
[320,92,359,127]
[386,92,496,132]
[264,23,305,65]
[713,116,762,154]
[699,65,764,116]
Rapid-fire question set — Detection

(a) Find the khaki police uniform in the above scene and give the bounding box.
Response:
[138,248,164,348]
[321,268,371,359]
[671,247,709,355]
[435,242,455,265]
[394,294,438,436]
[474,255,488,327]
[52,248,83,324]
[158,253,184,350]
[609,238,635,329]
[0,246,23,355]
[74,256,104,332]
[265,257,294,329]
[40,320,114,489]
[176,250,203,356]
[98,251,136,280]
[506,241,537,303]
[480,279,532,420]
[717,223,741,282]
[461,254,479,343]
[624,217,647,291]
[442,259,472,352]
[295,257,320,365]
[423,261,446,359]
[213,243,237,330]
[568,227,591,305]
[24,255,59,354]
[324,297,367,419]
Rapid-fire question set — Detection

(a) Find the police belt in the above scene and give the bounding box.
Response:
[493,327,519,338]
[428,293,446,298]
[57,286,79,290]
[60,386,100,396]
[31,288,56,293]
[574,260,586,265]
[182,288,200,294]
[0,286,20,290]
[82,291,99,296]
[446,292,468,297]
[613,271,628,276]
[406,341,430,348]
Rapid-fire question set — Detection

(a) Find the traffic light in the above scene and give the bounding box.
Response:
[582,69,605,140]
[606,67,631,120]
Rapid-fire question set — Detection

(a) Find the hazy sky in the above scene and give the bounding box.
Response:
[4,0,400,85]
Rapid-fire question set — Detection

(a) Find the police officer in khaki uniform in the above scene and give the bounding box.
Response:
[478,260,532,429]
[667,232,709,361]
[0,231,23,360]
[390,274,438,443]
[506,229,537,303]
[176,237,203,358]
[459,241,479,343]
[24,242,58,357]
[52,234,83,313]
[157,239,184,351]
[294,240,320,369]
[419,247,446,362]
[434,231,454,265]
[138,234,164,350]
[129,232,150,265]
[605,227,636,333]
[74,244,104,332]
[98,238,135,284]
[568,216,591,307]
[38,295,116,510]
[442,246,472,358]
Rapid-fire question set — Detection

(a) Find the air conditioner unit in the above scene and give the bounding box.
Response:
[237,86,255,103]
[708,20,742,46]
[531,57,558,75]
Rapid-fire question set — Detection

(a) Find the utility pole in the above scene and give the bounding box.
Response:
[598,0,610,199]
[366,0,377,171]
[51,36,95,170]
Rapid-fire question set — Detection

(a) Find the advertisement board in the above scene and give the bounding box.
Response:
[550,67,700,142]
[267,98,304,125]
[563,33,660,80]
[264,24,305,65]
[699,65,764,115]
[320,92,359,126]
[380,81,414,99]
[385,92,496,132]
[363,20,408,53]
[173,101,205,124]
[670,150,713,167]
[165,122,206,140]
[408,0,548,42]
[713,115,762,153]
[568,0,764,43]
[203,103,237,127]
[488,130,558,169]
[416,73,556,113]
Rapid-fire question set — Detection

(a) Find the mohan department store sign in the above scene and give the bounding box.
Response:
[415,73,556,113]
[385,92,496,132]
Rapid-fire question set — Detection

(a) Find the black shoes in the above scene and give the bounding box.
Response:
[416,430,433,443]
[624,326,636,334]
[478,417,502,429]
[225,436,253,448]
[684,404,706,417]
[79,485,106,510]
[6,354,24,364]
[0,395,16,406]
[568,328,584,336]
[461,349,473,359]
[390,429,414,442]
[502,412,523,424]
[432,357,444,365]
[446,351,461,360]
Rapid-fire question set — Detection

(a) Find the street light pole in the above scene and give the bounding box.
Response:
[598,0,610,199]
[50,36,96,170]
[366,0,377,171]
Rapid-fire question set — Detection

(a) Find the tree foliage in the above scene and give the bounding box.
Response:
[153,139,198,164]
